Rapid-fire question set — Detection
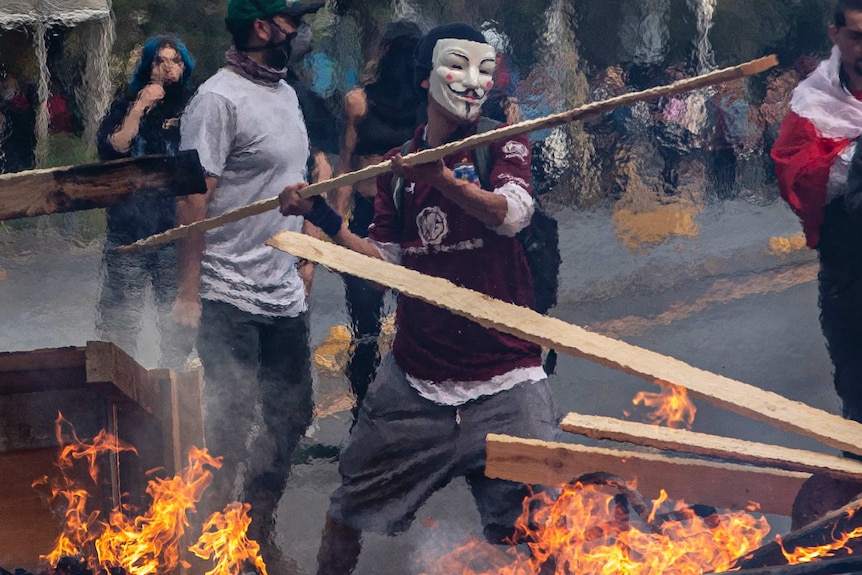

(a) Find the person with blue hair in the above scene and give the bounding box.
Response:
[95,33,195,370]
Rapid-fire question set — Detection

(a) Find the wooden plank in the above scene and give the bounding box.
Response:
[0,346,87,395]
[561,413,862,481]
[727,491,862,571]
[485,434,809,516]
[729,556,862,575]
[152,368,182,475]
[0,448,69,572]
[85,341,159,416]
[121,56,779,256]
[267,231,862,457]
[175,367,205,456]
[149,367,205,475]
[0,150,206,221]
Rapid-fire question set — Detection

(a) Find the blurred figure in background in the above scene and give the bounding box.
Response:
[332,20,422,421]
[0,71,37,173]
[773,0,862,434]
[95,34,195,369]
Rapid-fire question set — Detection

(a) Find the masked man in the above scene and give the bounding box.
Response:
[173,1,321,573]
[773,0,862,435]
[279,23,560,575]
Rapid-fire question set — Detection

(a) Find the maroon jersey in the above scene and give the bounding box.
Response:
[369,121,543,384]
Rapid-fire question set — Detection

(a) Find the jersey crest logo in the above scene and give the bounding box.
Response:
[502,140,529,164]
[416,206,449,246]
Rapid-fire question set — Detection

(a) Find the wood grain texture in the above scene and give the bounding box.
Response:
[485,434,808,515]
[0,448,69,572]
[561,413,862,480]
[0,346,87,395]
[119,56,778,254]
[266,231,862,457]
[0,150,206,221]
[85,341,159,415]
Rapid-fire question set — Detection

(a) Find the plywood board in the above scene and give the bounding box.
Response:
[267,231,862,457]
[0,448,68,572]
[561,413,862,481]
[485,434,809,516]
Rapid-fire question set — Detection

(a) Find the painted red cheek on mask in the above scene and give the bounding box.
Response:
[446,74,453,81]
[486,81,493,89]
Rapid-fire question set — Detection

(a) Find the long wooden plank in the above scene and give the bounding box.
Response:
[485,434,809,516]
[267,231,862,456]
[0,346,87,395]
[119,55,778,255]
[561,413,862,481]
[0,150,206,221]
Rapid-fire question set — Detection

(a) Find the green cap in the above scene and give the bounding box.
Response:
[226,0,323,22]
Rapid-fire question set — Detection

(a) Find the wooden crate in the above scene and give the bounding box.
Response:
[0,342,204,572]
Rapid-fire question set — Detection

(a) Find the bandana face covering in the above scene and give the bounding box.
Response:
[428,38,496,121]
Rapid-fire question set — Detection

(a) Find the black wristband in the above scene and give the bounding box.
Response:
[306,195,343,238]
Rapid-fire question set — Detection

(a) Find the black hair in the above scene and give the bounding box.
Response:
[835,0,862,27]
[413,22,488,94]
[225,18,256,49]
[129,34,195,93]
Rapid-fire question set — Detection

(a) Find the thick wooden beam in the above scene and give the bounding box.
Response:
[0,346,87,395]
[85,341,159,416]
[485,434,809,516]
[175,367,205,455]
[266,231,862,457]
[561,413,862,481]
[0,150,206,221]
[150,366,205,475]
[152,368,182,475]
[730,556,862,575]
[725,492,862,571]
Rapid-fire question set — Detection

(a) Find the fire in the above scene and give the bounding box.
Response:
[94,446,222,575]
[32,412,138,568]
[421,481,771,575]
[190,502,269,575]
[626,383,697,430]
[33,414,273,575]
[779,518,862,564]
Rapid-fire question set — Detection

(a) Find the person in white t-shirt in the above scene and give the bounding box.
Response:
[172,1,322,572]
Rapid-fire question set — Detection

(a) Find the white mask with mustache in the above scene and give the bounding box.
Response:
[428,38,496,121]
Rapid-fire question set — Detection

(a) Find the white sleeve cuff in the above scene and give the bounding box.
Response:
[492,182,534,237]
[368,239,402,265]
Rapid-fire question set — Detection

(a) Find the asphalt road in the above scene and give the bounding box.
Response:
[0,199,839,574]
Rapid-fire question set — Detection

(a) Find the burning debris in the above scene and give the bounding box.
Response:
[625,383,697,430]
[10,414,271,575]
[420,476,771,575]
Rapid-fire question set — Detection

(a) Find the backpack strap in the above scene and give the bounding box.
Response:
[391,116,503,214]
[472,117,501,191]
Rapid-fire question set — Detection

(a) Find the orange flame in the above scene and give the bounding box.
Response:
[31,415,280,575]
[33,412,138,568]
[779,507,862,565]
[94,446,222,575]
[189,502,269,575]
[421,482,771,575]
[626,383,697,430]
